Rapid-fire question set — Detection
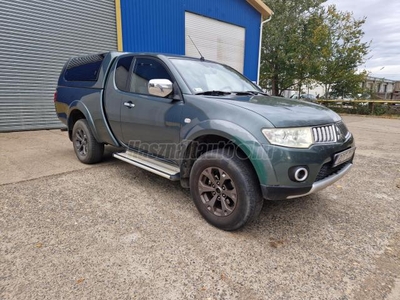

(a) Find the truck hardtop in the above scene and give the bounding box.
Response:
[55,51,355,230]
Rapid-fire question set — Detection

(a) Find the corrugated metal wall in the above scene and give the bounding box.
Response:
[0,0,117,132]
[185,12,245,73]
[120,0,261,81]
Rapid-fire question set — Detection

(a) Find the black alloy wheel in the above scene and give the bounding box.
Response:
[190,148,263,231]
[72,119,104,164]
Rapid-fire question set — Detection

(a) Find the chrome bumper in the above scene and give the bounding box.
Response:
[287,163,353,199]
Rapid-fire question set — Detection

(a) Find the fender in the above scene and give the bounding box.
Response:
[68,100,99,142]
[67,95,120,146]
[181,119,278,186]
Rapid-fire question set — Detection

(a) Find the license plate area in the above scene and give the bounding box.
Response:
[333,147,356,167]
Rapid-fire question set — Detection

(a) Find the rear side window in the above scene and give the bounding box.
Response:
[64,54,105,81]
[115,56,134,92]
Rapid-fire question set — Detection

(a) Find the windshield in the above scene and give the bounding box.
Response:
[170,58,261,94]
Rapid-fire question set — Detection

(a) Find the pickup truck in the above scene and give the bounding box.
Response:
[55,52,355,231]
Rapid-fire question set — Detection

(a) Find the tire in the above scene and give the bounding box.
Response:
[72,119,104,164]
[190,148,263,231]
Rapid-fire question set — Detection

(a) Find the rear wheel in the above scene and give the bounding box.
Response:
[72,119,104,164]
[190,148,263,231]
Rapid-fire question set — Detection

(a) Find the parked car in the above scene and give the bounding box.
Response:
[290,93,318,102]
[54,52,355,230]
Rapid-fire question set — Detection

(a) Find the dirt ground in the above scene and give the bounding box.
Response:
[1,115,399,299]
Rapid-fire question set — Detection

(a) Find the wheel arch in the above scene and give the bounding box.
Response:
[180,120,275,187]
[67,101,99,142]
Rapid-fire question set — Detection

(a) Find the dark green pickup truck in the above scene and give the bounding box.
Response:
[55,52,355,230]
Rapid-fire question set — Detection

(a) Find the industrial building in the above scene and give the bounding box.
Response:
[0,0,272,131]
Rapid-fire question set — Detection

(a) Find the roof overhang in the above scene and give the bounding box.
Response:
[246,0,273,19]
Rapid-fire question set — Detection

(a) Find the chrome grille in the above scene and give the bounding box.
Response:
[336,121,350,139]
[312,124,337,143]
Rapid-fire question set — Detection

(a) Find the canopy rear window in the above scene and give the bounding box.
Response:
[64,54,105,82]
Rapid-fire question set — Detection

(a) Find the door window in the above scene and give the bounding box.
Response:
[115,56,134,92]
[130,58,172,95]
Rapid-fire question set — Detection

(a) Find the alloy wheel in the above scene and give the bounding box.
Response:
[198,167,237,217]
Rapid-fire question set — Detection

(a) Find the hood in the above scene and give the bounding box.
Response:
[220,95,341,127]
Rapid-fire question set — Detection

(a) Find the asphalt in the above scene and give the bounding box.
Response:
[1,115,399,300]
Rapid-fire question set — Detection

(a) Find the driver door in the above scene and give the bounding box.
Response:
[120,57,182,160]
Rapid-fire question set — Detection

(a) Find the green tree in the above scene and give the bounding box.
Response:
[313,5,370,98]
[260,1,369,97]
[260,0,326,96]
[330,70,368,98]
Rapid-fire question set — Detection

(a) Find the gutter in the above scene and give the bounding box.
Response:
[257,14,273,86]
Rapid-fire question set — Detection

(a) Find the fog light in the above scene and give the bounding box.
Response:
[289,166,309,182]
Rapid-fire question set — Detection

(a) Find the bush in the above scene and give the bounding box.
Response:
[373,104,387,116]
[321,101,400,116]
[355,103,370,115]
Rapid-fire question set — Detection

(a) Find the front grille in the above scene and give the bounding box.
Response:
[312,121,350,143]
[336,121,350,139]
[316,161,349,182]
[312,124,337,143]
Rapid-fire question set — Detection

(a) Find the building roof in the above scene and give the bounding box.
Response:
[246,0,273,19]
[367,76,396,83]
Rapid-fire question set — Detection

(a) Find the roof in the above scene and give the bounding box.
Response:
[246,0,273,19]
[367,76,396,83]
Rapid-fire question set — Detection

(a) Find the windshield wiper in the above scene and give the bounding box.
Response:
[195,90,269,96]
[232,91,269,96]
[195,90,232,96]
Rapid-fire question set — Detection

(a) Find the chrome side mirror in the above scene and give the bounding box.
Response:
[148,79,173,97]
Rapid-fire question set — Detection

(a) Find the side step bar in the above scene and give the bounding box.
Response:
[113,151,180,181]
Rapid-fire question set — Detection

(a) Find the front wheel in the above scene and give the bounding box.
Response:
[72,119,104,164]
[190,148,263,231]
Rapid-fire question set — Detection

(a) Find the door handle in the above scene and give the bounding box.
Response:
[124,101,135,108]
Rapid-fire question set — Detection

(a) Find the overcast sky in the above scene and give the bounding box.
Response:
[325,0,400,80]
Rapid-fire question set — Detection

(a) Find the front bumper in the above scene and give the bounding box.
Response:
[261,162,353,200]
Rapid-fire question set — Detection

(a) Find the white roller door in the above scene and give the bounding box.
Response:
[185,12,245,73]
[0,0,118,132]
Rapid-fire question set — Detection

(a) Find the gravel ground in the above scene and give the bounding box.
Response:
[0,115,399,299]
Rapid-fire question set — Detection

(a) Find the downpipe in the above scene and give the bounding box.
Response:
[257,14,273,86]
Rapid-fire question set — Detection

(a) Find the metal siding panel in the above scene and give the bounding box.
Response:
[120,0,260,80]
[120,0,184,54]
[0,0,117,132]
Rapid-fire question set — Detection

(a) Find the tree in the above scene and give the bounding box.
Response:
[330,70,368,98]
[260,0,326,96]
[260,1,369,97]
[313,5,370,98]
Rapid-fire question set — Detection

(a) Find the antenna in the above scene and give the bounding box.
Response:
[188,35,205,61]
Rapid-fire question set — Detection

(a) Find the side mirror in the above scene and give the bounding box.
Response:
[148,79,173,98]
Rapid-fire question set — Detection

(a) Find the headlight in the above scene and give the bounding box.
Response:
[262,127,313,148]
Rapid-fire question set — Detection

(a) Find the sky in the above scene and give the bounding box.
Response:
[325,0,400,80]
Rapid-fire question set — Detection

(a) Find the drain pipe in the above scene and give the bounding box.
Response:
[257,14,273,86]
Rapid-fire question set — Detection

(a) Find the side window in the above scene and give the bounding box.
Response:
[130,58,172,95]
[115,56,134,92]
[64,54,105,81]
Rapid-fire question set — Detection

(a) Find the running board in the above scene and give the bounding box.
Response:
[113,151,180,181]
